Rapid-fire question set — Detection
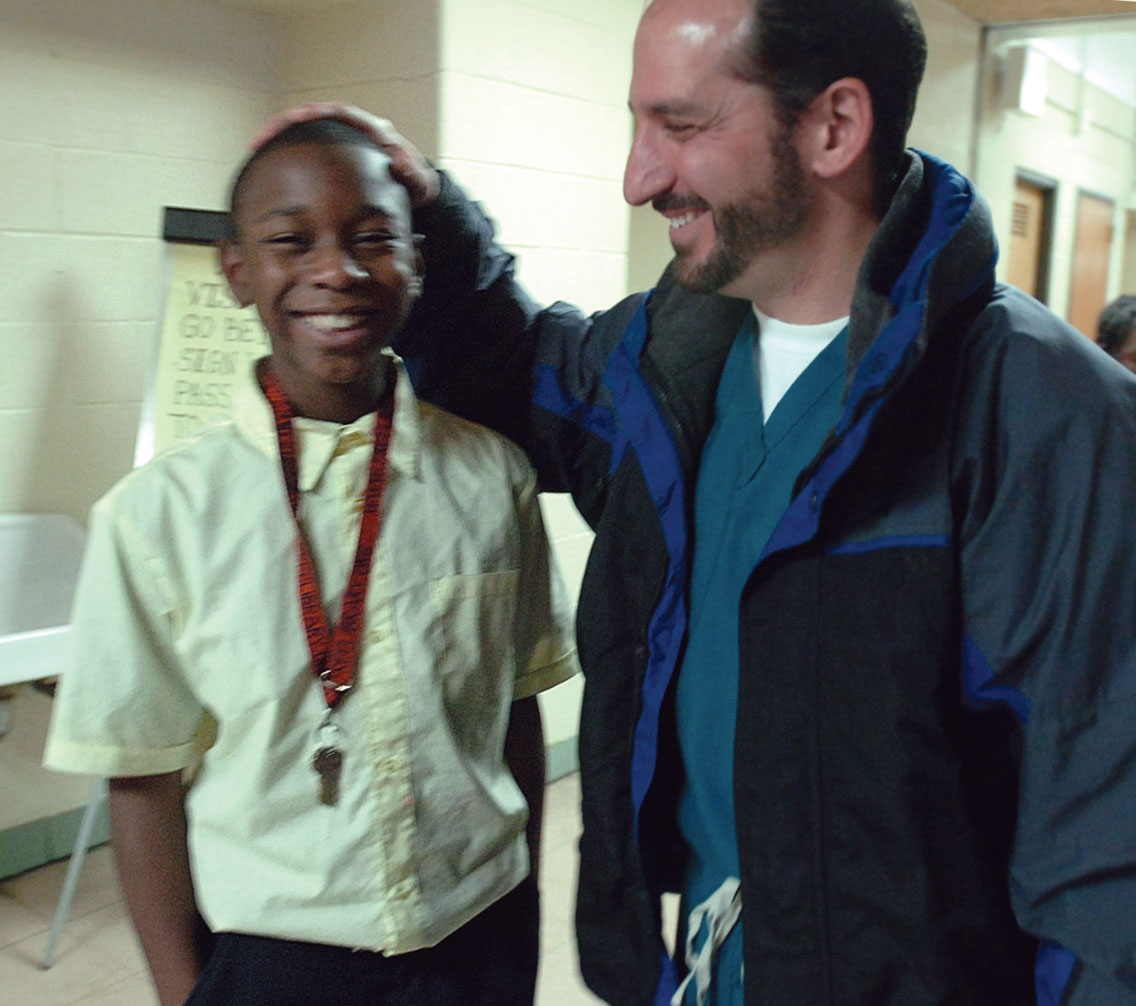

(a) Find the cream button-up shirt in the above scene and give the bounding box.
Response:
[45,357,577,953]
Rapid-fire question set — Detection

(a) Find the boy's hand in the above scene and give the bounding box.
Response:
[251,102,441,207]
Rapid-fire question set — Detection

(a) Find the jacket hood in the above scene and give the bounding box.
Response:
[848,151,998,387]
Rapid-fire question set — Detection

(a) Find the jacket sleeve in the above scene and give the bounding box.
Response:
[395,171,642,516]
[953,291,1136,1002]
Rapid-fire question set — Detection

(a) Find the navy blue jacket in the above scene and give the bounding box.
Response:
[399,152,1136,1004]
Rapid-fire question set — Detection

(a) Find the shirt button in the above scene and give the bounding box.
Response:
[391,880,413,900]
[381,757,400,775]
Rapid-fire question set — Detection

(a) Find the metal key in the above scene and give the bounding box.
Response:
[312,745,343,806]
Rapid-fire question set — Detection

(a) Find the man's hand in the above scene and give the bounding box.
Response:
[250,102,441,207]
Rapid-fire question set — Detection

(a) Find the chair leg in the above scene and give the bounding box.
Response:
[40,776,107,969]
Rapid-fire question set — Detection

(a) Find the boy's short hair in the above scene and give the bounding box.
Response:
[226,118,385,239]
[1097,295,1136,357]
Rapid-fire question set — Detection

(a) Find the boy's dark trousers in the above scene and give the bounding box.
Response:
[184,876,540,1005]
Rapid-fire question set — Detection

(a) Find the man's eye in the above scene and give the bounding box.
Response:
[664,122,698,137]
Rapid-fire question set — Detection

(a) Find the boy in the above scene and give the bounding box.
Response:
[44,119,576,1006]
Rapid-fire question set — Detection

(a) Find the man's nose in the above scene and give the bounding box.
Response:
[623,125,673,207]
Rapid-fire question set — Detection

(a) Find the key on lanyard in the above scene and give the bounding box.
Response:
[313,745,343,806]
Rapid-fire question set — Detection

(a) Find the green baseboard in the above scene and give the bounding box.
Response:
[0,797,110,880]
[545,736,579,782]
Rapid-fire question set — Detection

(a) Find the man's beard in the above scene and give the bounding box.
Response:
[672,127,811,295]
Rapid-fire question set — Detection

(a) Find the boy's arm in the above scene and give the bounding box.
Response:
[109,772,206,1006]
[504,695,546,882]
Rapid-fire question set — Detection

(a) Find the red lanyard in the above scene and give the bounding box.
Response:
[261,368,393,710]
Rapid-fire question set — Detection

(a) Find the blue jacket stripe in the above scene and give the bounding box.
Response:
[1035,943,1078,1005]
[761,393,888,560]
[532,301,689,832]
[533,364,622,453]
[828,534,950,555]
[891,153,976,308]
[600,300,691,829]
[961,635,1030,723]
[653,951,679,1006]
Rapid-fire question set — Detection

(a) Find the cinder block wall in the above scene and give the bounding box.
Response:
[0,0,280,520]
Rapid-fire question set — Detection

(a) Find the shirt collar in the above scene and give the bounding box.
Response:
[234,350,424,492]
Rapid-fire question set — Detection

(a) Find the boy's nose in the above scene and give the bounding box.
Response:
[309,244,367,286]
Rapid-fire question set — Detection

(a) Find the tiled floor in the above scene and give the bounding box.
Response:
[0,773,605,1006]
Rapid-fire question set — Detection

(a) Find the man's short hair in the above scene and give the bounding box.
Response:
[226,119,383,239]
[732,0,927,211]
[1097,295,1136,357]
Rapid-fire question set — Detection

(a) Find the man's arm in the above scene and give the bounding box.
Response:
[109,772,207,1006]
[955,302,1136,1001]
[504,696,546,881]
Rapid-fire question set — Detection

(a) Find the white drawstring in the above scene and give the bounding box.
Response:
[670,876,742,1006]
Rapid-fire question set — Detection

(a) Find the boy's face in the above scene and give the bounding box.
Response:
[221,142,421,406]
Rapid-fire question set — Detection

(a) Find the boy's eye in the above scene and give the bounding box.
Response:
[263,233,309,248]
[354,231,398,247]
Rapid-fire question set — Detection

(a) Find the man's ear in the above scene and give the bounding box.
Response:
[797,77,874,182]
[219,240,254,308]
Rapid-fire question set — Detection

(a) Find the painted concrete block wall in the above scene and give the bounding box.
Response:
[0,0,280,522]
[909,0,982,174]
[277,0,443,159]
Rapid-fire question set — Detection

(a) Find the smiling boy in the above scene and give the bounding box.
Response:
[44,119,575,1006]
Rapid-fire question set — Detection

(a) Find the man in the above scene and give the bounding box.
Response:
[265,0,1136,1002]
[1098,294,1136,374]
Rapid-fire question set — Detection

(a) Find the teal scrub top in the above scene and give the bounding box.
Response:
[676,314,849,1003]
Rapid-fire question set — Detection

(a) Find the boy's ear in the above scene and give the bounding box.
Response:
[219,240,254,308]
[408,234,425,298]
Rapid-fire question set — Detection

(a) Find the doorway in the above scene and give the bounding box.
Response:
[1006,172,1055,303]
[1067,190,1115,340]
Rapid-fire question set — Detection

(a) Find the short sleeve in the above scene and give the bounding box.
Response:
[44,493,211,778]
[509,467,578,701]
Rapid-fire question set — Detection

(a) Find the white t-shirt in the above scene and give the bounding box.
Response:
[753,306,849,421]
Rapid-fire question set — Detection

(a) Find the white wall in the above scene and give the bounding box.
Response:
[909,0,982,172]
[0,0,280,521]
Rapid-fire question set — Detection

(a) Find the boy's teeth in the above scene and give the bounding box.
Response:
[306,314,362,331]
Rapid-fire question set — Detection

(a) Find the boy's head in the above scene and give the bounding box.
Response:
[1097,295,1136,376]
[221,119,423,420]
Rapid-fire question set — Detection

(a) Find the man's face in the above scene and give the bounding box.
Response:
[222,142,420,404]
[624,0,811,300]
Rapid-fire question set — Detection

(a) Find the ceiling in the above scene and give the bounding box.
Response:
[209,0,1136,21]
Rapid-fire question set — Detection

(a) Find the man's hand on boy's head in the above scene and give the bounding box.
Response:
[251,102,441,207]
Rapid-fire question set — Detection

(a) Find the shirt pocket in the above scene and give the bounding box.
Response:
[428,569,520,752]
